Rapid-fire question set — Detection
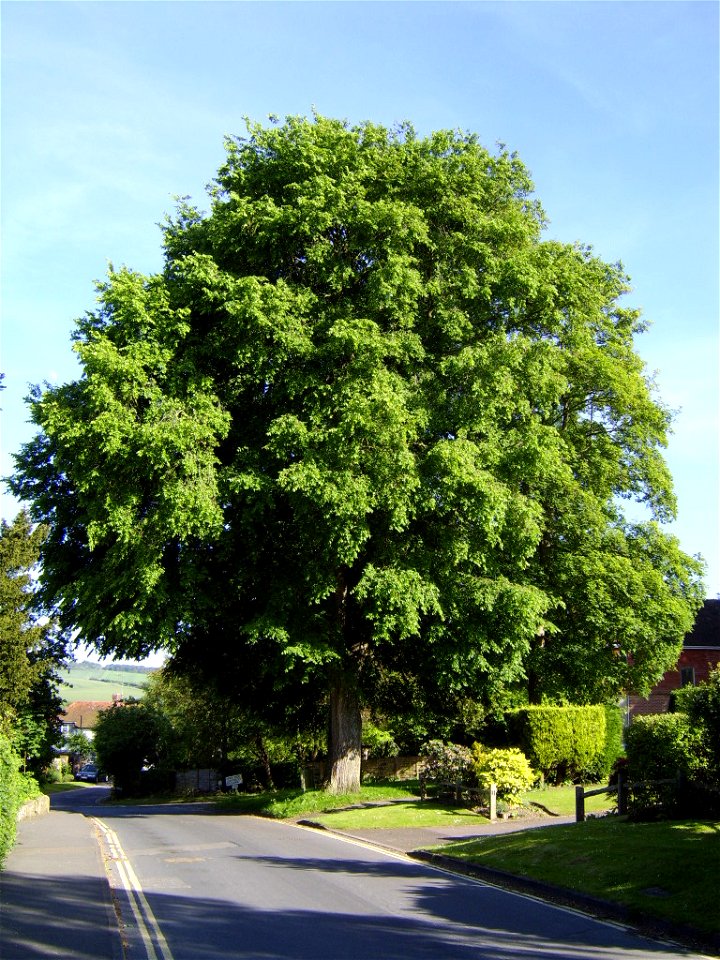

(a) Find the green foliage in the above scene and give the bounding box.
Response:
[94,703,171,796]
[144,666,325,790]
[0,512,65,777]
[596,703,625,781]
[624,713,700,814]
[0,512,44,714]
[143,669,238,771]
[0,732,39,867]
[509,705,607,783]
[676,667,720,790]
[64,731,95,764]
[419,740,474,785]
[471,744,536,803]
[10,114,705,792]
[361,720,400,758]
[625,713,698,781]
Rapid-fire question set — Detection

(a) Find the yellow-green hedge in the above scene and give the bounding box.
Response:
[509,705,606,783]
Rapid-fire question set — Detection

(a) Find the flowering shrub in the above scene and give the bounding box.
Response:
[419,740,474,784]
[471,744,536,803]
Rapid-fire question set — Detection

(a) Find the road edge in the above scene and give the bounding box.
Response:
[298,819,720,958]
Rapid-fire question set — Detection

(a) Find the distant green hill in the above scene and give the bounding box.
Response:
[59,661,157,705]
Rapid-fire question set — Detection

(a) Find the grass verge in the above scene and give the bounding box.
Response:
[40,781,91,795]
[216,782,419,819]
[310,783,611,830]
[433,817,720,936]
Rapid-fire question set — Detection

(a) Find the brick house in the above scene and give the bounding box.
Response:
[629,599,720,718]
[60,697,120,742]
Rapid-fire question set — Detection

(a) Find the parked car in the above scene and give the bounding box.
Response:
[75,763,101,783]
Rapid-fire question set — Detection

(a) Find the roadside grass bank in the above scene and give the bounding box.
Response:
[432,818,720,939]
[41,782,89,795]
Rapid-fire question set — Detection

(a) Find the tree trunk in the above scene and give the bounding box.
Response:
[327,671,362,794]
[528,625,546,705]
[255,734,275,790]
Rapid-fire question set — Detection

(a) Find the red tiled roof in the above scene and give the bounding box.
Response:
[61,701,116,729]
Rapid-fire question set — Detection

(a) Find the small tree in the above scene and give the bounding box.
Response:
[65,731,95,767]
[94,703,170,795]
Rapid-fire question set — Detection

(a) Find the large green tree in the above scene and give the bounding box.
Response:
[11,116,704,791]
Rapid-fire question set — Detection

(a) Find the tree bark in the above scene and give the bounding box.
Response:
[528,625,546,705]
[255,733,275,790]
[327,671,362,793]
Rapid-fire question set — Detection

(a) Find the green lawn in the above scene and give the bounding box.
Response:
[315,799,486,829]
[213,782,611,829]
[435,818,720,935]
[310,783,612,830]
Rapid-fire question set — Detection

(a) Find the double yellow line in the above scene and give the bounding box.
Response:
[93,817,174,960]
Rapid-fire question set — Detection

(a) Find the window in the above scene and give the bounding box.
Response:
[680,666,695,687]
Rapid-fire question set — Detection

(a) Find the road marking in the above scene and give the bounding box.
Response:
[92,817,174,960]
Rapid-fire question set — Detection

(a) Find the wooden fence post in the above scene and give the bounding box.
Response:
[575,785,585,822]
[489,783,497,822]
[617,771,628,815]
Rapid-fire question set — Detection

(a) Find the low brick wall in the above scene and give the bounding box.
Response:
[17,793,50,821]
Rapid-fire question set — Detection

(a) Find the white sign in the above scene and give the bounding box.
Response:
[225,774,243,788]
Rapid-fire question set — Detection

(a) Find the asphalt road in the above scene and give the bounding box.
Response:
[0,786,708,960]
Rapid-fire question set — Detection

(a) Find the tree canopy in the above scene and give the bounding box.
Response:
[10,115,705,791]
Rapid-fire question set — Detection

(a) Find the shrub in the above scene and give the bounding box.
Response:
[677,666,720,791]
[362,722,400,758]
[509,705,606,783]
[94,703,171,796]
[625,713,700,815]
[419,740,474,785]
[0,732,39,867]
[596,704,625,780]
[471,744,536,803]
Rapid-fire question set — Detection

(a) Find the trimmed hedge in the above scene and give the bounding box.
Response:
[624,712,700,815]
[595,703,625,781]
[509,705,607,783]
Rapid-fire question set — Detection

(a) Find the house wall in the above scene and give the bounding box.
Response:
[629,647,720,718]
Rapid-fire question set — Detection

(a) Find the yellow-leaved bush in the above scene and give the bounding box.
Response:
[471,744,536,803]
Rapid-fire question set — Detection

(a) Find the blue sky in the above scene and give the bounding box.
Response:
[2,1,718,622]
